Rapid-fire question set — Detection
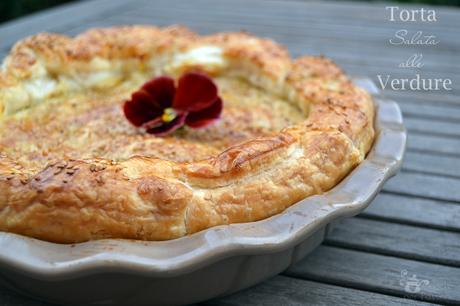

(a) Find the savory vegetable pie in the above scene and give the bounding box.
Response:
[0,26,374,243]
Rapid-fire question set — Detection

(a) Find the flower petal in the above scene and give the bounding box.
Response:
[173,72,218,112]
[123,91,163,127]
[185,98,223,128]
[146,113,186,136]
[141,116,163,130]
[142,76,175,108]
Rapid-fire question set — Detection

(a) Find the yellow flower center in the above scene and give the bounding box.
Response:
[162,108,177,123]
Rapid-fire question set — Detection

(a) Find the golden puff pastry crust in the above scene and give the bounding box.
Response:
[0,25,374,243]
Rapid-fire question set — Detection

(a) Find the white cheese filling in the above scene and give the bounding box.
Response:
[167,46,227,72]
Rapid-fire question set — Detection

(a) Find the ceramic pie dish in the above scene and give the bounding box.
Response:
[0,26,406,305]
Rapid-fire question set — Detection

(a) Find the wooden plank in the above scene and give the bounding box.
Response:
[362,192,460,232]
[385,91,460,108]
[59,19,136,37]
[326,217,460,266]
[403,118,460,138]
[236,0,460,25]
[295,0,460,17]
[198,0,460,25]
[204,275,433,306]
[285,245,460,305]
[383,172,460,203]
[399,103,460,122]
[403,151,460,179]
[130,0,460,37]
[125,11,460,48]
[407,134,460,157]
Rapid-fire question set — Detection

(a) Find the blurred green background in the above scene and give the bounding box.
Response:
[0,0,459,24]
[0,0,75,23]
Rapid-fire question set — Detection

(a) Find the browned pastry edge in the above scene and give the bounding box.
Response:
[0,25,374,243]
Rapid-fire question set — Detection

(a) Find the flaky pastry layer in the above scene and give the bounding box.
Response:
[0,26,374,243]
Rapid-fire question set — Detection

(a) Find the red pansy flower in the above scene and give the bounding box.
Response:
[123,72,223,135]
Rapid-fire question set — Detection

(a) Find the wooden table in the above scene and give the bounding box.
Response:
[1,0,459,305]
